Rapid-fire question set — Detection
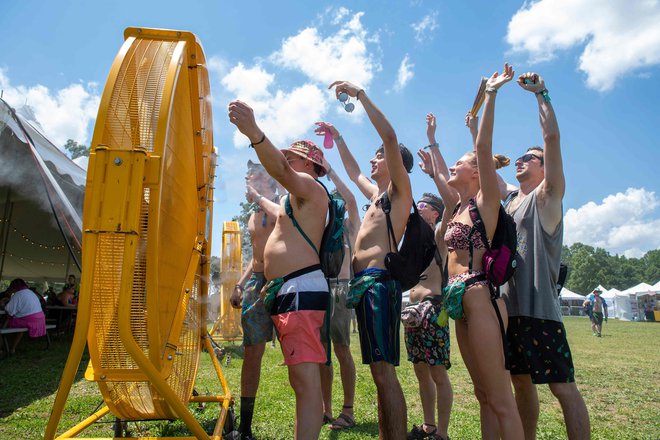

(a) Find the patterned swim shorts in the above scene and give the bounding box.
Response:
[241,272,274,346]
[405,300,451,368]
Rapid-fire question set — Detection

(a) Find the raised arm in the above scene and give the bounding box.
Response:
[465,112,479,149]
[228,100,319,199]
[314,121,377,199]
[329,81,411,200]
[323,158,361,240]
[425,113,450,179]
[418,149,458,210]
[246,184,280,218]
[476,64,515,213]
[517,73,564,227]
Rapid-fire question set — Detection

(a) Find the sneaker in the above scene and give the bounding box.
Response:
[408,424,438,440]
[407,425,426,440]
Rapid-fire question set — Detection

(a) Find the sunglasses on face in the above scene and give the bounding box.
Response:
[516,153,544,165]
[417,202,429,210]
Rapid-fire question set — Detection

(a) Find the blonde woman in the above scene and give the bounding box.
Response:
[443,64,523,439]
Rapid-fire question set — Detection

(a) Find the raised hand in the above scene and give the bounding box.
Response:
[486,63,515,91]
[417,149,434,176]
[465,112,478,130]
[314,121,340,139]
[426,113,437,143]
[228,100,262,142]
[517,72,546,94]
[246,185,259,203]
[328,81,363,99]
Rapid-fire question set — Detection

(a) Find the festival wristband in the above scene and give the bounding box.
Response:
[249,133,266,148]
[535,89,551,103]
[423,142,439,150]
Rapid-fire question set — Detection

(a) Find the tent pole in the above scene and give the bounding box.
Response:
[0,190,13,280]
[65,251,71,282]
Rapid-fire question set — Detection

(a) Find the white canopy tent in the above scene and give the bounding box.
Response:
[559,287,585,316]
[0,98,85,284]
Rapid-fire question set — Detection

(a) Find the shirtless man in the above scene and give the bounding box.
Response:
[230,161,278,440]
[329,81,413,440]
[229,100,330,440]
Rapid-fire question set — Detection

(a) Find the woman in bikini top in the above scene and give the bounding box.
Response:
[442,64,525,439]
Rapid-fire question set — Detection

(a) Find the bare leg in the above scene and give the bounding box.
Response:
[334,343,356,420]
[320,356,334,420]
[288,362,323,440]
[429,365,453,439]
[549,382,590,440]
[9,332,24,353]
[455,318,500,440]
[413,363,437,430]
[463,288,524,440]
[241,343,266,397]
[370,361,407,440]
[511,374,539,440]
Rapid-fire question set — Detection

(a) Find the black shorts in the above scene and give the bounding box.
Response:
[507,316,575,384]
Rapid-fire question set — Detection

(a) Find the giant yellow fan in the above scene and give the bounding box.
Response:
[45,28,232,440]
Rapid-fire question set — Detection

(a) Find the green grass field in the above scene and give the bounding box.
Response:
[0,317,658,439]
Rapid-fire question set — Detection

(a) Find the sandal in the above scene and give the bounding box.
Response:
[407,423,437,440]
[323,414,335,424]
[329,413,355,430]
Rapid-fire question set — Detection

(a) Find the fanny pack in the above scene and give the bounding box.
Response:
[442,273,489,320]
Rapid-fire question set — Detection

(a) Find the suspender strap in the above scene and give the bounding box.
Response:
[491,297,510,370]
[285,194,319,254]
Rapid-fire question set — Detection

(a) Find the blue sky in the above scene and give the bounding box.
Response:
[1,0,659,258]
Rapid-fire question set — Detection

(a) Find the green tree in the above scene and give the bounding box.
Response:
[63,139,90,159]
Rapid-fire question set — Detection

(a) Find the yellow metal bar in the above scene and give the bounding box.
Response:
[202,335,233,439]
[117,257,210,440]
[54,406,111,439]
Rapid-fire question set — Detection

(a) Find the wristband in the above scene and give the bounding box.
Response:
[334,134,344,143]
[249,133,266,148]
[424,142,439,150]
[535,89,551,103]
[356,89,364,100]
[485,87,497,94]
[429,173,435,179]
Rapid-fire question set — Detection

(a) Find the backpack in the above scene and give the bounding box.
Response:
[380,192,437,291]
[467,197,518,287]
[285,180,345,278]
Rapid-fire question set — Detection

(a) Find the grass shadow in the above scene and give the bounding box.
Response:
[0,333,88,418]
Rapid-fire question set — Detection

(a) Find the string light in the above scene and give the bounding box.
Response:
[0,218,69,251]
[0,251,67,267]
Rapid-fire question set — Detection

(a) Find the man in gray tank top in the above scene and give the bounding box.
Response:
[500,72,591,440]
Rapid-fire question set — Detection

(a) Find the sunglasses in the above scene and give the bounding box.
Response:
[338,92,355,113]
[516,153,544,165]
[417,202,429,210]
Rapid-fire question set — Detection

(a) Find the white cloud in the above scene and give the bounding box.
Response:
[0,68,100,147]
[220,7,384,147]
[271,10,380,88]
[564,188,660,257]
[506,0,660,91]
[393,54,414,92]
[411,11,439,43]
[222,63,327,147]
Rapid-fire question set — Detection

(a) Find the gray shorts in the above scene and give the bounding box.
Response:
[241,272,274,346]
[321,280,351,346]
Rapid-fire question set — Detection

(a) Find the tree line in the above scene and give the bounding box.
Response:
[561,243,659,294]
